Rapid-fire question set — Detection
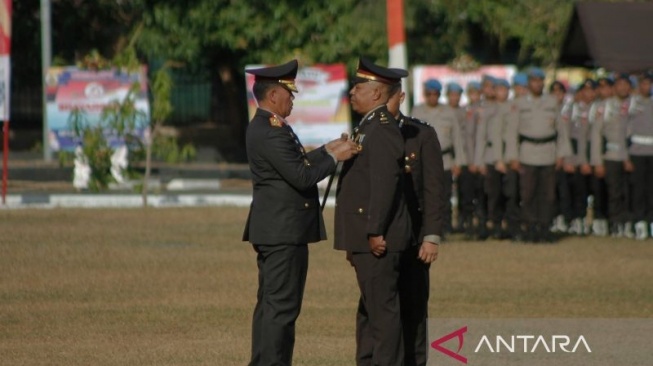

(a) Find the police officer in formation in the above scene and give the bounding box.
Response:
[629,72,653,240]
[412,79,466,238]
[591,73,634,237]
[554,79,596,235]
[425,69,653,243]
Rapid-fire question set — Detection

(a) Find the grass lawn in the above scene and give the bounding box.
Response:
[1,207,652,365]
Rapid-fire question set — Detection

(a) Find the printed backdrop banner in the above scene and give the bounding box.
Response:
[412,65,517,107]
[245,63,351,148]
[0,0,11,120]
[46,66,150,151]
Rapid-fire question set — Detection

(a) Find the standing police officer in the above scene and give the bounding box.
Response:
[508,67,571,242]
[590,73,634,237]
[561,79,596,235]
[476,78,512,239]
[243,60,358,366]
[412,79,467,238]
[629,72,653,240]
[334,58,412,366]
[387,81,446,366]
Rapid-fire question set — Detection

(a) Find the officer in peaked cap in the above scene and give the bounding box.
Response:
[334,57,412,366]
[243,59,358,366]
[246,59,299,93]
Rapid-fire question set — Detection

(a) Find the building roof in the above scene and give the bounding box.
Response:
[559,2,653,73]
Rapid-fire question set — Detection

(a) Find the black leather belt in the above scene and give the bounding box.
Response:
[519,133,557,144]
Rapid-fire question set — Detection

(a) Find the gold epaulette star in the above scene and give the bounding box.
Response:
[269,115,283,127]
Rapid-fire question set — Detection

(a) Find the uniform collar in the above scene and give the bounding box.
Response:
[361,104,386,121]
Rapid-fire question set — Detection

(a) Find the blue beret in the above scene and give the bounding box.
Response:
[467,81,481,91]
[513,73,528,87]
[641,71,653,81]
[578,78,597,90]
[481,74,497,85]
[495,78,510,88]
[424,79,442,92]
[446,82,463,94]
[613,72,633,86]
[527,67,546,79]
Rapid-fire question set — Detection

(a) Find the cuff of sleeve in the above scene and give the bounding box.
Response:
[323,145,338,164]
[423,234,441,245]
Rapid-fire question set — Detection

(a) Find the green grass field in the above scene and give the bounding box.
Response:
[1,207,652,365]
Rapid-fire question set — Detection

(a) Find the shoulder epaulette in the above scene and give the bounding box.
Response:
[269,115,283,127]
[407,116,430,126]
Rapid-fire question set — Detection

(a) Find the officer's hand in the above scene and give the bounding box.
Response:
[368,235,387,257]
[580,163,592,175]
[418,241,439,264]
[555,158,564,170]
[563,163,575,174]
[452,165,462,177]
[624,160,634,173]
[510,160,521,171]
[594,165,605,178]
[327,140,359,161]
[495,161,507,174]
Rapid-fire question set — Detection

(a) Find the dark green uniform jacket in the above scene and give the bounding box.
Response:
[334,105,412,252]
[243,108,336,245]
[399,114,446,243]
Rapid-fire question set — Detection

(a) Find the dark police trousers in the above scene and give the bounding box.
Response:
[631,155,653,222]
[520,164,556,227]
[399,245,430,366]
[250,244,308,366]
[604,160,629,225]
[352,251,404,366]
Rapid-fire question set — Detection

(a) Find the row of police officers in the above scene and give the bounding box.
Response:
[412,69,653,243]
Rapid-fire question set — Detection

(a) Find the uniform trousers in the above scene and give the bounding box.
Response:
[504,169,521,233]
[352,251,404,366]
[591,176,609,220]
[604,160,629,225]
[250,244,308,366]
[520,164,556,227]
[399,245,430,366]
[457,167,475,226]
[630,155,653,223]
[558,170,590,221]
[485,164,506,226]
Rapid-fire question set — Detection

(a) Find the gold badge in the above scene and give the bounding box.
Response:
[269,115,283,127]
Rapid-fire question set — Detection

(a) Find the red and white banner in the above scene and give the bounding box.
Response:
[245,63,351,148]
[0,0,11,120]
